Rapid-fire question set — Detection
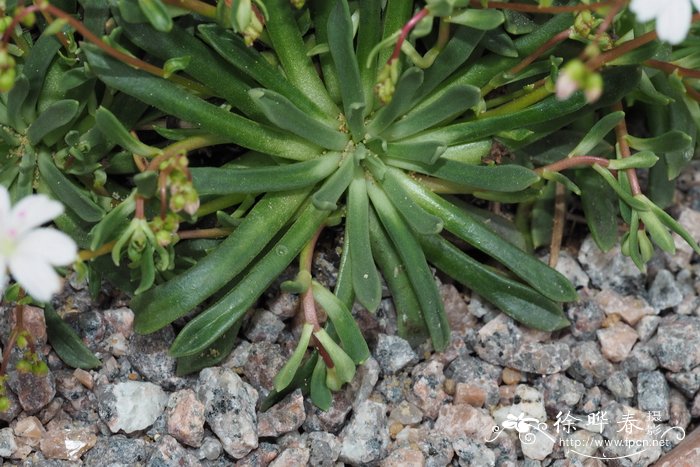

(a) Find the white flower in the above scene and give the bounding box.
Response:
[0,186,77,302]
[630,0,700,44]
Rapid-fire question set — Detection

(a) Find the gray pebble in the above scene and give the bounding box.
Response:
[308,432,341,467]
[338,400,389,465]
[197,437,223,461]
[374,334,418,375]
[128,327,184,390]
[651,316,700,372]
[605,371,635,399]
[197,367,258,459]
[637,371,670,421]
[453,437,495,467]
[636,315,661,342]
[508,341,572,375]
[567,341,614,387]
[666,366,700,398]
[648,270,684,311]
[621,342,659,376]
[244,310,285,343]
[578,235,645,294]
[537,373,585,418]
[83,435,149,466]
[446,355,501,407]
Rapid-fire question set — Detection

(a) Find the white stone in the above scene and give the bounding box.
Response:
[99,381,168,433]
[521,428,556,461]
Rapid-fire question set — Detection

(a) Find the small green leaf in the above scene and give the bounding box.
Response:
[396,172,578,302]
[134,171,159,198]
[381,168,444,235]
[163,56,191,78]
[540,170,581,195]
[447,9,504,30]
[503,10,536,34]
[43,18,69,36]
[625,131,692,154]
[314,328,356,385]
[384,84,481,140]
[88,194,136,251]
[250,88,348,151]
[591,164,649,212]
[421,234,570,331]
[385,157,539,193]
[311,282,370,364]
[176,325,240,376]
[192,153,342,196]
[607,150,659,170]
[138,0,173,32]
[384,140,447,165]
[568,111,624,158]
[638,209,675,254]
[310,359,332,410]
[95,107,162,157]
[367,67,424,136]
[327,0,365,138]
[274,323,314,392]
[38,151,106,223]
[347,169,382,313]
[367,181,450,351]
[482,28,518,57]
[312,155,354,211]
[45,306,101,369]
[27,100,79,145]
[576,169,618,252]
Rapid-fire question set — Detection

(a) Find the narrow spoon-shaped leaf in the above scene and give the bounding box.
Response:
[367,67,424,136]
[421,234,570,331]
[367,181,450,351]
[447,9,505,30]
[45,305,102,369]
[132,189,312,333]
[169,203,329,356]
[312,155,354,211]
[347,168,382,312]
[395,172,578,302]
[249,89,348,151]
[274,323,314,391]
[192,154,342,195]
[385,157,539,192]
[312,282,370,364]
[625,130,693,154]
[384,84,481,140]
[380,168,444,235]
[95,107,161,157]
[27,100,79,145]
[327,0,366,139]
[568,111,624,158]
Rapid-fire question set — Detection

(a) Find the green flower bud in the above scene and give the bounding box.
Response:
[375,60,400,105]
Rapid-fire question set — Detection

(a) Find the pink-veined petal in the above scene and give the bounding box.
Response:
[8,254,61,302]
[14,228,78,266]
[9,194,64,237]
[656,0,691,44]
[630,0,664,21]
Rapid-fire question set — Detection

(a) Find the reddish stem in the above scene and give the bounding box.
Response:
[135,196,145,220]
[389,7,430,63]
[508,28,571,77]
[645,59,700,79]
[536,155,611,174]
[313,336,334,368]
[613,103,641,196]
[1,4,39,45]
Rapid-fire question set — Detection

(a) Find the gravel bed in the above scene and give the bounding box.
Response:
[3,168,700,466]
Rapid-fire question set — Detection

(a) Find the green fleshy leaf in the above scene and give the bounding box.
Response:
[384,84,480,140]
[327,0,366,139]
[176,323,240,376]
[421,234,570,331]
[312,154,354,211]
[45,306,101,369]
[447,9,504,30]
[274,323,314,392]
[396,172,577,302]
[367,67,424,136]
[95,107,161,157]
[347,169,382,312]
[367,181,450,351]
[27,100,79,145]
[625,131,692,154]
[607,150,659,170]
[576,169,618,252]
[314,328,356,385]
[138,0,173,32]
[310,358,332,410]
[568,111,624,158]
[38,151,106,223]
[88,194,136,251]
[311,282,370,364]
[380,168,444,235]
[249,88,348,150]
